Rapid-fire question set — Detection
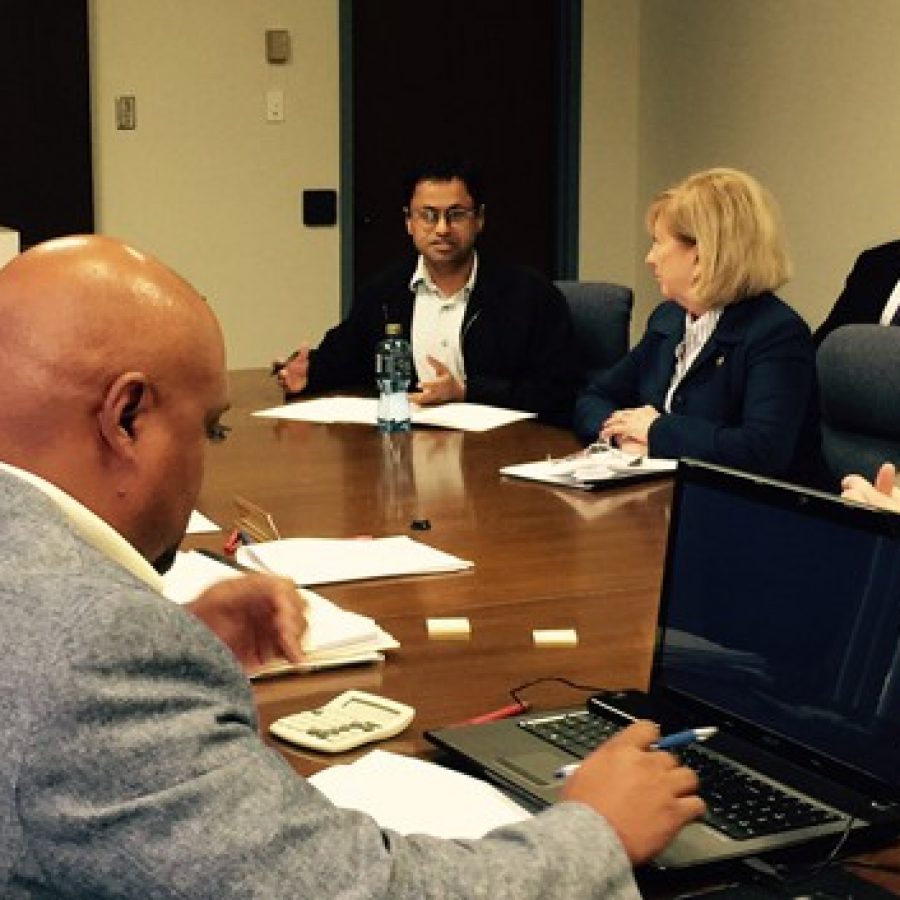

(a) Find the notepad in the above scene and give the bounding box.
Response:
[235,535,473,586]
[253,397,535,432]
[309,749,530,838]
[161,550,399,675]
[500,452,676,490]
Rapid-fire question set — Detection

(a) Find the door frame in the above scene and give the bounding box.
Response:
[337,0,582,315]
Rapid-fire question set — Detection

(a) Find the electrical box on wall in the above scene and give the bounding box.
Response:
[302,190,337,227]
[115,95,136,130]
[265,29,291,64]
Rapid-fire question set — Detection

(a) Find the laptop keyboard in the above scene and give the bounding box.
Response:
[520,711,842,840]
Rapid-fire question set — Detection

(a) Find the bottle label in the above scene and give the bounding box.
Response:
[377,391,411,432]
[376,336,412,431]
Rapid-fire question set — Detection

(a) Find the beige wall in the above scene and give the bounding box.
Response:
[92,2,900,364]
[579,0,640,291]
[90,0,339,369]
[581,0,900,336]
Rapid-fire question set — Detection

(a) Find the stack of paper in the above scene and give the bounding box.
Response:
[501,450,676,490]
[235,535,473,586]
[253,396,536,432]
[162,550,399,676]
[310,749,530,837]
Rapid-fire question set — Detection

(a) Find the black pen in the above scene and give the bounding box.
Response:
[270,349,300,377]
[196,548,253,572]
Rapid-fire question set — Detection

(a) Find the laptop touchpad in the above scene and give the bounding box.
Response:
[498,751,564,786]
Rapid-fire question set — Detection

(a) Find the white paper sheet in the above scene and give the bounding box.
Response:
[253,397,535,432]
[186,510,221,533]
[161,551,399,666]
[310,749,530,838]
[501,452,676,490]
[236,535,473,586]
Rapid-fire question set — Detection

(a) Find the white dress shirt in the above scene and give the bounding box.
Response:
[879,278,900,326]
[409,254,477,386]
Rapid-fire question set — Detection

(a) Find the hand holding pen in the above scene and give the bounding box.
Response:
[555,726,717,780]
[271,344,310,394]
[559,721,706,864]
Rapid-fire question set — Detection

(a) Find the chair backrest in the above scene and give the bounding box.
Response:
[554,280,633,379]
[817,324,900,484]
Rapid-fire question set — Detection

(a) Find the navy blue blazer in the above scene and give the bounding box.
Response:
[813,240,900,347]
[573,293,820,480]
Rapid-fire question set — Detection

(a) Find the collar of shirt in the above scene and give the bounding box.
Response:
[664,307,724,412]
[879,277,900,326]
[0,461,164,593]
[409,252,478,303]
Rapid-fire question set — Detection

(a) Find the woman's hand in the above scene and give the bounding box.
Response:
[600,405,660,446]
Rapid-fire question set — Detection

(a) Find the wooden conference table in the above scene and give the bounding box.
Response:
[185,369,673,776]
[184,369,900,894]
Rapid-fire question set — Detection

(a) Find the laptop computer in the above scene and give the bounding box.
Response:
[427,459,900,869]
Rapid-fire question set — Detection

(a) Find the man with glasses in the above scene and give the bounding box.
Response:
[276,160,582,424]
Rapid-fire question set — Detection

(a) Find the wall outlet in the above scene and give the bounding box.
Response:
[266,89,284,123]
[115,95,136,130]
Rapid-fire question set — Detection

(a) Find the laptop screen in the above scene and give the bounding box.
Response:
[656,462,900,795]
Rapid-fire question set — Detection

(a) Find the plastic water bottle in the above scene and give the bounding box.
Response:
[375,323,412,432]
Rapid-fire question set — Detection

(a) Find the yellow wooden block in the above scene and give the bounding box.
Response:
[532,628,578,647]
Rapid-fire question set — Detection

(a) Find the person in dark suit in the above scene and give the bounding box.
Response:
[813,240,900,347]
[274,160,581,424]
[574,168,819,482]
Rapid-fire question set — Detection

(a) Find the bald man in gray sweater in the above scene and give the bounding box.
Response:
[0,236,702,898]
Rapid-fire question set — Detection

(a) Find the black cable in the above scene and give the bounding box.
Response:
[508,676,613,708]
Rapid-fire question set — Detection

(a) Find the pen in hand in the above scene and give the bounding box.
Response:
[554,726,717,780]
[270,349,300,377]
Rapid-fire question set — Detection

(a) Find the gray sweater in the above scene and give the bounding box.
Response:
[0,471,639,898]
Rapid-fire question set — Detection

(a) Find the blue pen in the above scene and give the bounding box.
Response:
[554,726,717,780]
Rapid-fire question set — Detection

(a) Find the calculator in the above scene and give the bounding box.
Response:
[268,690,416,753]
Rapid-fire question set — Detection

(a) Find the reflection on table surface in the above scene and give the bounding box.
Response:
[184,370,670,773]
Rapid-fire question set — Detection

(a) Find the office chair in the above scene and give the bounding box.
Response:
[817,324,900,486]
[554,280,633,379]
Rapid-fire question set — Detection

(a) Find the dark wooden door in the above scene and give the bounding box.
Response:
[0,0,93,249]
[349,0,577,294]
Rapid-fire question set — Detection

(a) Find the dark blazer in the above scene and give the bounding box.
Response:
[298,255,583,424]
[813,241,900,347]
[573,293,820,481]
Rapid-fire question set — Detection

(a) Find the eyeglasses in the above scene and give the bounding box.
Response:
[405,206,480,228]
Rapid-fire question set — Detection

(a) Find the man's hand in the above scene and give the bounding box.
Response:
[600,405,660,446]
[274,345,310,395]
[410,355,465,406]
[842,462,900,513]
[561,721,704,864]
[186,573,306,673]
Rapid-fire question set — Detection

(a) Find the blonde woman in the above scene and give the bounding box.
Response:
[574,167,819,481]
